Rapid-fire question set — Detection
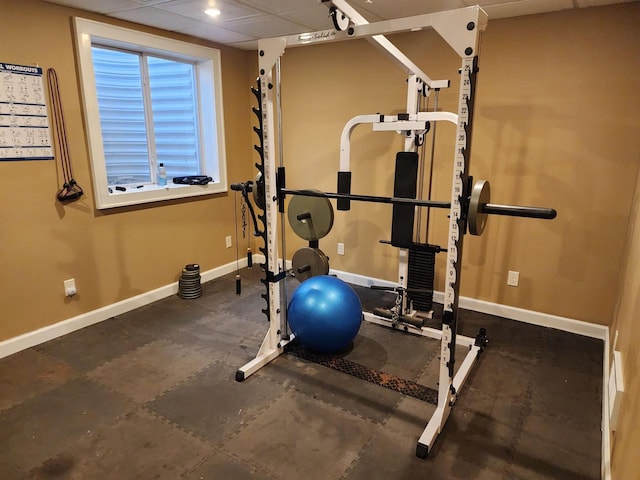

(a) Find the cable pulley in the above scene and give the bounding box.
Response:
[330,6,349,31]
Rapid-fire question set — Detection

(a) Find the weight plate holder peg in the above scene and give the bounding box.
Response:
[468,180,490,236]
[287,190,335,241]
[292,247,330,282]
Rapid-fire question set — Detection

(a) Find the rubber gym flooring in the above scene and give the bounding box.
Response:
[0,267,602,479]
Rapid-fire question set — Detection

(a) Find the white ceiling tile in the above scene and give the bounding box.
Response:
[177,21,256,42]
[43,0,634,48]
[340,5,384,22]
[156,0,263,22]
[359,0,467,19]
[110,7,199,30]
[222,14,309,37]
[279,5,337,30]
[234,0,319,14]
[128,0,174,5]
[227,39,260,50]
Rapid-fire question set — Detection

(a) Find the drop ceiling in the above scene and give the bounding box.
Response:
[43,0,634,50]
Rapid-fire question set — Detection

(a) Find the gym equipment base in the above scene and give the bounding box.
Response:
[285,342,439,404]
[364,311,471,344]
[364,310,487,456]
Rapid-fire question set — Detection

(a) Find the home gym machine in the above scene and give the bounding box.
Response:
[233,0,556,458]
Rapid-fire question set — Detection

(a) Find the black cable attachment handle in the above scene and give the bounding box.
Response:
[231,181,262,237]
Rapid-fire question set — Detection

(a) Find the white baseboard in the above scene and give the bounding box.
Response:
[329,268,607,340]
[0,258,247,360]
[433,292,608,340]
[602,328,612,480]
[275,259,607,340]
[330,269,397,289]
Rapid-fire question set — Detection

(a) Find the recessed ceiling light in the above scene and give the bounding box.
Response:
[205,8,221,17]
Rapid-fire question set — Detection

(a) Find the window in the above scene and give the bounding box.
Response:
[74,18,227,209]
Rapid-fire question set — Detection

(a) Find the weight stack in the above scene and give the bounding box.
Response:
[407,244,437,312]
[178,263,202,299]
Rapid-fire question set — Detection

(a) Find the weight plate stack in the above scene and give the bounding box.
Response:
[178,263,202,299]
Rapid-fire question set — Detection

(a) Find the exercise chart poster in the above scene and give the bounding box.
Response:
[0,62,53,161]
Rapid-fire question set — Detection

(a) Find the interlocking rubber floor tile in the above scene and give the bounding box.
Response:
[0,377,132,474]
[147,360,285,444]
[88,339,214,403]
[0,348,73,412]
[25,409,212,480]
[224,391,378,480]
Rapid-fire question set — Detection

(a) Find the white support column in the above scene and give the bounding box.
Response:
[259,64,282,357]
[397,75,421,306]
[237,38,288,381]
[416,54,479,458]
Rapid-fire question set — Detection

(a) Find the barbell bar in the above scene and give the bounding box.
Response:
[281,180,556,236]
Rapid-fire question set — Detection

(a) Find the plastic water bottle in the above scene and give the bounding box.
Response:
[158,162,167,186]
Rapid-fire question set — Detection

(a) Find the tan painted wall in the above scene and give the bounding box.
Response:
[277,3,640,324]
[610,163,640,479]
[0,0,254,341]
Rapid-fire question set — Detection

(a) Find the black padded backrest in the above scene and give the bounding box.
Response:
[391,151,418,248]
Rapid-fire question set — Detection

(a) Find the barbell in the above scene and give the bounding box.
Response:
[283,179,556,237]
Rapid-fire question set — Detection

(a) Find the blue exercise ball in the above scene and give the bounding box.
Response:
[288,275,363,353]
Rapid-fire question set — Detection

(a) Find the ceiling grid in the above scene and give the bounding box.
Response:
[43,0,635,49]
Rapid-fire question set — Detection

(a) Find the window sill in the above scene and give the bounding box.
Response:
[97,181,227,209]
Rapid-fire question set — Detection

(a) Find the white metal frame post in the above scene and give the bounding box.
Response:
[417,54,482,457]
[235,38,292,381]
[396,74,419,314]
[236,2,489,458]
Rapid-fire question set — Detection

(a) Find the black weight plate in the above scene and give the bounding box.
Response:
[292,247,330,282]
[287,190,334,241]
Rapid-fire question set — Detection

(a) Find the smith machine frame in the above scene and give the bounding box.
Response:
[235,1,556,457]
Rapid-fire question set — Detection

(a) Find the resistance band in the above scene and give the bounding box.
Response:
[47,68,83,202]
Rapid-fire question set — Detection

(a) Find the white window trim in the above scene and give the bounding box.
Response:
[74,17,227,210]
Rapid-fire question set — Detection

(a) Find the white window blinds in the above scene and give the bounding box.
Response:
[92,46,201,186]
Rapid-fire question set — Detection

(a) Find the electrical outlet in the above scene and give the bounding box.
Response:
[337,243,345,255]
[64,278,77,297]
[225,236,232,248]
[507,270,519,287]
